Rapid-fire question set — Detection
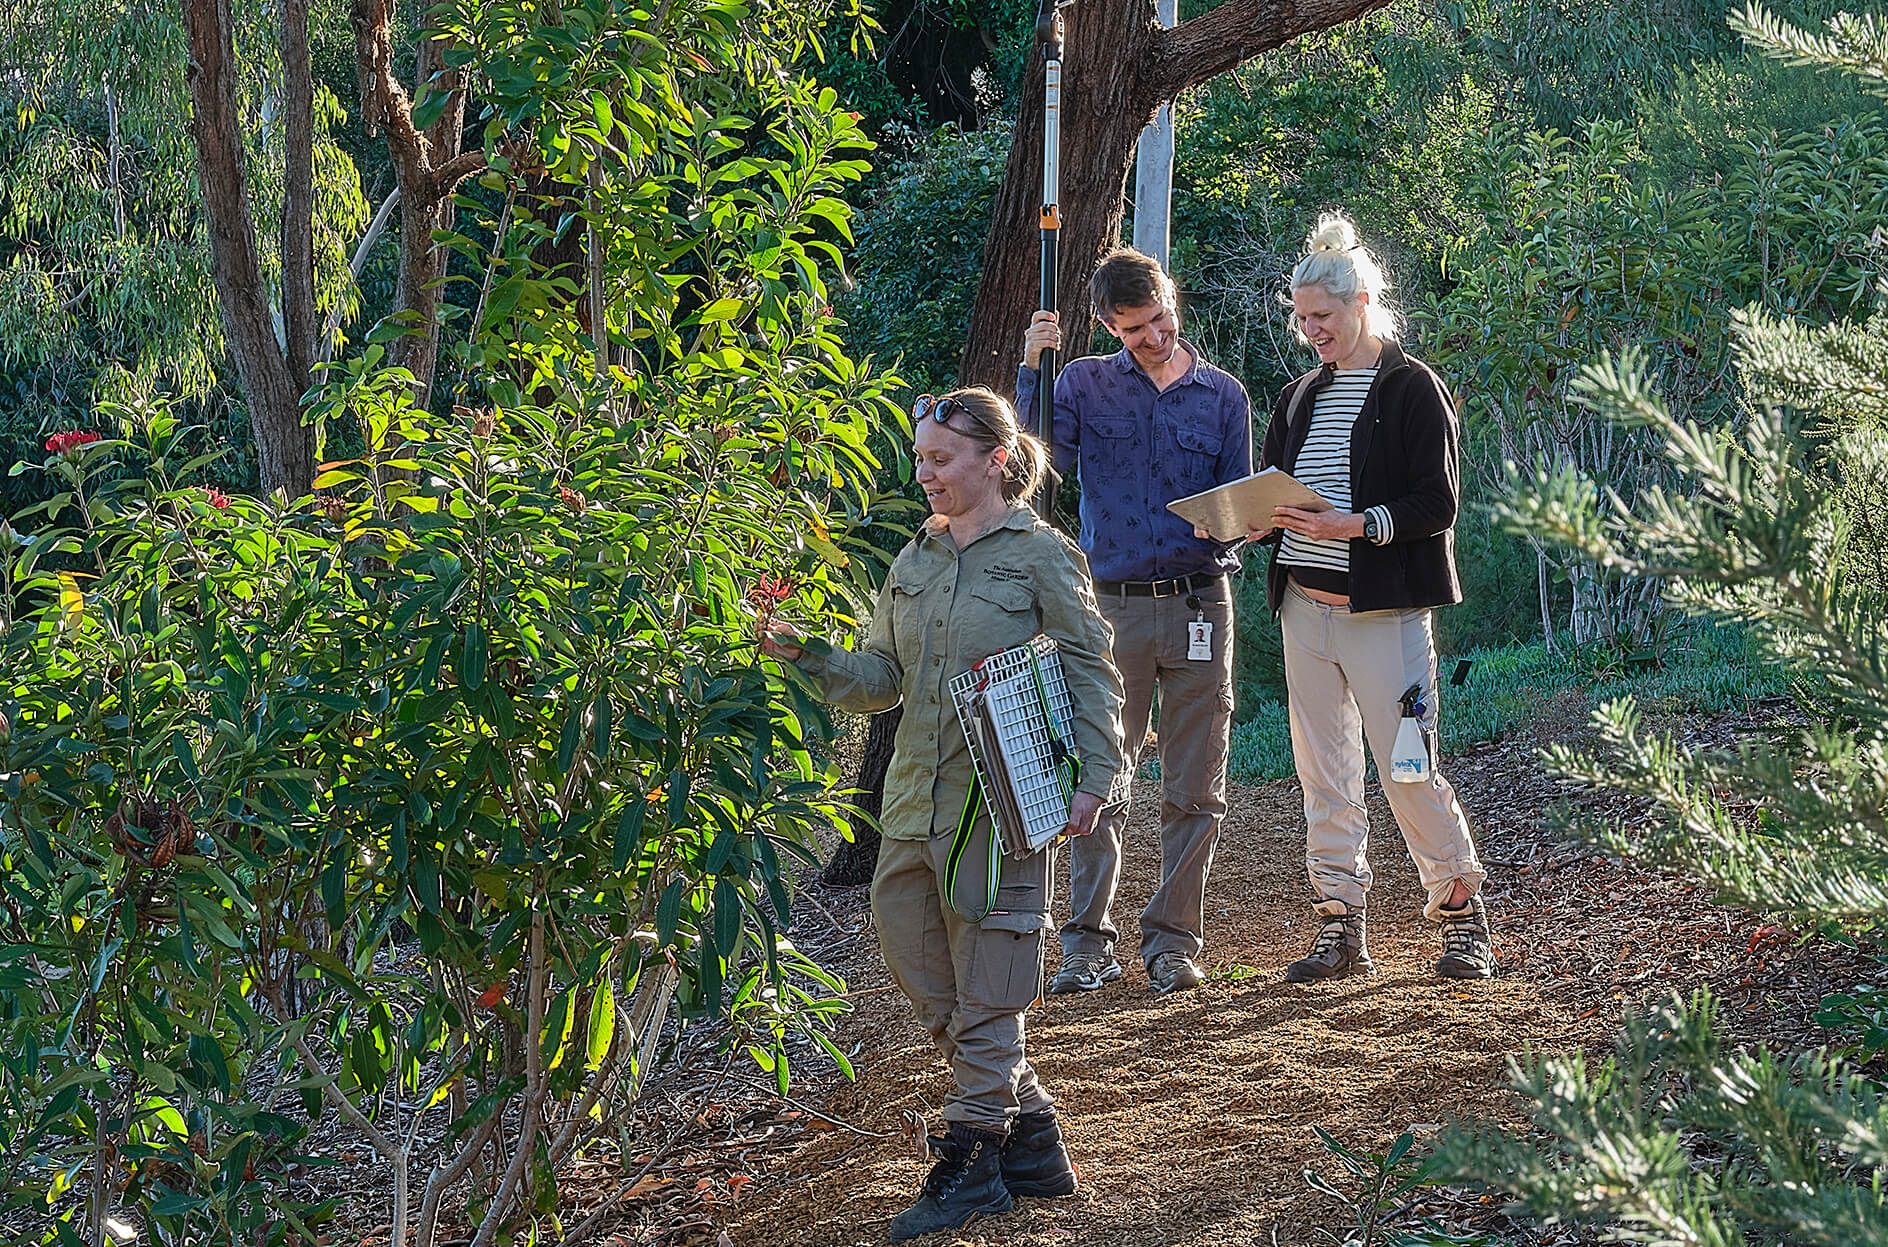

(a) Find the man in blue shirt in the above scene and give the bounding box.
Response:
[1016,249,1252,994]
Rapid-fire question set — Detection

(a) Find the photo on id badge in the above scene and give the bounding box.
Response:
[1187,617,1213,662]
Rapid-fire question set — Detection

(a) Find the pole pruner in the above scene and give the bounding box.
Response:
[1033,0,1071,524]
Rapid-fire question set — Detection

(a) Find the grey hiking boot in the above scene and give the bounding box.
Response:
[1146,950,1204,994]
[1049,950,1122,994]
[1283,903,1375,982]
[889,1123,1013,1242]
[1435,894,1496,979]
[1000,1106,1078,1198]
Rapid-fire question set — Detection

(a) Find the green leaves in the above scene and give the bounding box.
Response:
[461,620,488,691]
[0,1,886,1237]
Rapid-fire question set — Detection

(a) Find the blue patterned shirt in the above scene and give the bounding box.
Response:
[1015,341,1253,583]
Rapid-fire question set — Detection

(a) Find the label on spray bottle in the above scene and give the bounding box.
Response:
[1389,683,1430,784]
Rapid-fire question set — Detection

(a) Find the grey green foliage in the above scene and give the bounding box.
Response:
[1432,7,1888,1240]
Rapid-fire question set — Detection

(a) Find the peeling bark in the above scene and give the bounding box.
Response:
[351,0,487,414]
[281,0,317,394]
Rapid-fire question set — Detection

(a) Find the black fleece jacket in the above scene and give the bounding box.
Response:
[1258,339,1463,614]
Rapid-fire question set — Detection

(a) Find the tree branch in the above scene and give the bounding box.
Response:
[416,1108,504,1247]
[470,903,547,1247]
[433,147,491,196]
[1143,0,1394,106]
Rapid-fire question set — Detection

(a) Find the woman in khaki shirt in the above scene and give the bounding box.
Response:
[764,387,1124,1242]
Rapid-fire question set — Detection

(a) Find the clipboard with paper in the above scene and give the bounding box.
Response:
[1165,467,1332,543]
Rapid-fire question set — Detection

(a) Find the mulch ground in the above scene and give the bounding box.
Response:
[651,714,1877,1247]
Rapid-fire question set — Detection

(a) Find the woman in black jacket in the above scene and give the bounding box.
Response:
[1255,213,1494,983]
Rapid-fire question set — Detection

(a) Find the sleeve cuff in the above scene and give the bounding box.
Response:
[1366,504,1394,545]
[794,647,829,675]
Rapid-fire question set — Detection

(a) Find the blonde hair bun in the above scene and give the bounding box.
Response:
[1306,214,1358,255]
[1286,209,1400,342]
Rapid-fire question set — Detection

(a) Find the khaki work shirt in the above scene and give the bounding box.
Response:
[798,507,1125,842]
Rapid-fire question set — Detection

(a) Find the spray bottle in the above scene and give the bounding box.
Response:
[1389,683,1431,784]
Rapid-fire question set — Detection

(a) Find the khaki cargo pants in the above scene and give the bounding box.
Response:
[1280,582,1486,919]
[1062,581,1234,966]
[872,832,1055,1133]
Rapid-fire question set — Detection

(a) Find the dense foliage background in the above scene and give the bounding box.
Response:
[7,0,1888,1242]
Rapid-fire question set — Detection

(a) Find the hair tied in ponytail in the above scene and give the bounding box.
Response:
[923,387,1049,505]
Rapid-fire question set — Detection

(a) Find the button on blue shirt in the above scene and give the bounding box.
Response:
[1015,339,1253,583]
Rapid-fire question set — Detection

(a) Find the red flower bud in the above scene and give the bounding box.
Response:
[746,575,793,606]
[45,430,102,457]
[205,488,231,511]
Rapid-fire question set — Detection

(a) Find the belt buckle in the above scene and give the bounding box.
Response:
[1152,576,1182,598]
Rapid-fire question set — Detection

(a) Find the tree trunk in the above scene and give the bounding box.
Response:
[352,0,486,415]
[184,0,316,497]
[281,0,318,395]
[957,0,1392,395]
[822,707,899,887]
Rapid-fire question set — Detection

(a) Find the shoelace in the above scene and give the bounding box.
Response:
[935,1139,983,1200]
[1310,917,1353,958]
[1441,914,1486,958]
[920,1141,963,1195]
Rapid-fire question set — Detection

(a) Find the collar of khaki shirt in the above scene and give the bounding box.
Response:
[917,506,1038,548]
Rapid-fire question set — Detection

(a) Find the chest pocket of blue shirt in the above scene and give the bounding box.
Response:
[1087,417,1140,474]
[1172,422,1222,460]
[1169,421,1224,492]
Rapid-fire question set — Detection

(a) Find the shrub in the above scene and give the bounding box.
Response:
[0,53,902,1247]
[1429,10,1888,1237]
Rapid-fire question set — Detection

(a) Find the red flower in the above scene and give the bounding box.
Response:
[746,575,792,606]
[313,494,347,522]
[45,430,101,457]
[475,983,506,1009]
[205,488,231,511]
[558,484,586,513]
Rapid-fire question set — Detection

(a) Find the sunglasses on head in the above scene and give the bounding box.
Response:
[914,393,971,426]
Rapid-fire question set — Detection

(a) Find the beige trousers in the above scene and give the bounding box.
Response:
[1280,582,1486,920]
[872,834,1055,1132]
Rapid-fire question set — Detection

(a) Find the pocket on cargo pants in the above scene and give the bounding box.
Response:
[967,847,1052,1012]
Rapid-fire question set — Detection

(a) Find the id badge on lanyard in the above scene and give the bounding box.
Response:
[1186,593,1212,662]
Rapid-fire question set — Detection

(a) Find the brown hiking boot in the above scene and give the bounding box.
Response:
[1435,894,1495,979]
[1283,903,1375,982]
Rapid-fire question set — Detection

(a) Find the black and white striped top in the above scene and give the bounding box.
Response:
[1280,369,1394,577]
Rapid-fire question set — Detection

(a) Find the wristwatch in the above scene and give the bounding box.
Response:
[1362,511,1381,543]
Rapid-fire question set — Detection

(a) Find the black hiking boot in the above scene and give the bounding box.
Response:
[1435,894,1495,979]
[1001,1107,1078,1198]
[1283,903,1375,982]
[889,1123,1013,1242]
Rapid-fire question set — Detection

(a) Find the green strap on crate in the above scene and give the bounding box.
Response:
[945,658,1083,922]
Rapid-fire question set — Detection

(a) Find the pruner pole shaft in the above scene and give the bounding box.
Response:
[1035,0,1065,521]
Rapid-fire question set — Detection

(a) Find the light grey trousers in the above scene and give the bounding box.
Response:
[1061,582,1234,967]
[1280,582,1486,920]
